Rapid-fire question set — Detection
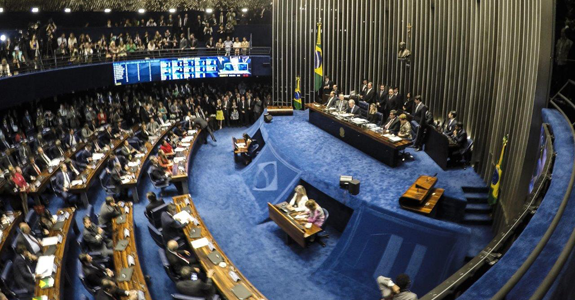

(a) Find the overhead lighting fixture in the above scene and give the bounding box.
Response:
[64,8,71,13]
[31,7,39,13]
[138,8,145,14]
[206,8,213,14]
[169,8,176,13]
[104,8,111,13]
[0,8,4,13]
[0,35,5,42]
[241,8,248,13]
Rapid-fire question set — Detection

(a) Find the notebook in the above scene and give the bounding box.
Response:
[115,215,127,225]
[189,227,202,239]
[207,251,224,265]
[114,239,129,251]
[117,267,134,282]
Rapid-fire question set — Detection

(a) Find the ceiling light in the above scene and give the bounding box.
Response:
[104,8,111,13]
[31,7,39,13]
[0,35,5,42]
[206,8,213,14]
[241,8,248,13]
[0,8,4,13]
[138,8,145,14]
[64,8,71,13]
[169,8,176,13]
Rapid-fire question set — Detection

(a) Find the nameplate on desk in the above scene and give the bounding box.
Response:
[189,227,202,239]
[207,251,224,265]
[229,270,240,282]
[115,215,127,225]
[43,245,57,256]
[231,283,253,300]
[114,239,129,251]
[52,221,65,231]
[117,267,134,282]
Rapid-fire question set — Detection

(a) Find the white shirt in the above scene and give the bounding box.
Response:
[289,194,309,212]
[24,233,41,254]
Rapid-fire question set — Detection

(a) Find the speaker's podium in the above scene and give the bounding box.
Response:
[399,175,444,216]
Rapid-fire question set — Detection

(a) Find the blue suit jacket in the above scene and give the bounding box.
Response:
[161,211,184,243]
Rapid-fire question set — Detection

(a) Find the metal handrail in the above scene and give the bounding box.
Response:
[1,46,271,78]
[527,100,575,300]
[492,91,575,299]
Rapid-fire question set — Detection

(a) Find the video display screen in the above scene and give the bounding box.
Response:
[113,56,251,85]
[528,125,550,194]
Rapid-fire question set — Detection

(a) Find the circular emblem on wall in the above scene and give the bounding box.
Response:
[339,127,345,138]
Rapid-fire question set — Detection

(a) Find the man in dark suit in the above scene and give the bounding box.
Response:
[145,192,165,217]
[393,87,403,108]
[386,88,399,115]
[109,163,129,199]
[362,82,376,104]
[36,147,52,169]
[98,197,123,230]
[24,157,43,182]
[346,100,360,116]
[443,111,458,135]
[360,79,368,97]
[65,128,80,149]
[13,244,39,294]
[107,154,128,173]
[193,116,216,144]
[332,84,341,97]
[412,95,427,124]
[222,96,231,127]
[54,164,77,206]
[166,239,199,276]
[95,279,137,300]
[449,122,468,158]
[100,126,115,146]
[79,253,114,287]
[49,140,67,159]
[325,91,337,109]
[238,96,247,126]
[18,141,32,165]
[161,203,185,244]
[76,144,93,169]
[322,76,333,95]
[16,222,43,255]
[382,110,401,135]
[175,266,216,299]
[82,216,113,256]
[253,97,263,122]
[149,158,171,186]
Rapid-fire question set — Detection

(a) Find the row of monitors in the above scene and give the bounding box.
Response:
[113,56,251,85]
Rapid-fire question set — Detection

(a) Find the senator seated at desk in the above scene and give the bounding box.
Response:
[98,196,123,231]
[82,216,113,256]
[175,266,216,300]
[95,278,139,300]
[286,185,309,213]
[382,110,401,135]
[76,144,94,170]
[145,192,165,217]
[13,244,40,294]
[79,253,115,287]
[161,203,186,245]
[16,222,43,255]
[54,163,79,207]
[346,100,361,116]
[397,114,412,140]
[166,239,200,276]
[447,122,468,161]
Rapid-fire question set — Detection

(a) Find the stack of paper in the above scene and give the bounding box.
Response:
[128,162,140,167]
[173,210,193,224]
[173,157,185,163]
[42,237,59,246]
[182,136,193,142]
[92,153,105,161]
[135,153,145,158]
[191,237,209,249]
[49,159,61,167]
[175,147,186,152]
[35,255,55,277]
[71,180,83,186]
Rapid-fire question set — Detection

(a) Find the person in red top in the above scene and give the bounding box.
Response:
[160,140,174,156]
[97,109,107,125]
[157,150,173,171]
[10,166,30,213]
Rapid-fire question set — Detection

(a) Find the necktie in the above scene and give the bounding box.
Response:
[64,172,69,188]
[385,119,393,130]
[43,154,50,165]
[34,164,41,175]
[176,252,190,264]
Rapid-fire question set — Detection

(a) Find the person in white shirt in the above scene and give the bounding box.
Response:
[287,185,309,213]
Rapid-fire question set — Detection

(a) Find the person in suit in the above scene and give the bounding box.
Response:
[98,196,123,230]
[193,115,216,144]
[346,100,360,116]
[150,157,171,187]
[24,157,43,182]
[382,110,401,135]
[393,87,403,108]
[54,163,77,206]
[110,163,129,199]
[99,126,115,146]
[238,96,247,126]
[107,154,128,173]
[49,140,67,159]
[148,117,160,135]
[36,147,52,169]
[386,88,399,115]
[325,91,337,109]
[335,94,348,112]
[362,82,376,104]
[222,96,231,127]
[449,122,468,156]
[65,128,79,149]
[397,114,413,140]
[175,266,216,299]
[95,279,138,300]
[120,141,139,161]
[76,144,93,169]
[0,130,11,151]
[376,85,389,113]
[412,95,427,125]
[82,216,113,256]
[332,84,340,97]
[253,97,263,122]
[18,141,32,165]
[402,93,414,116]
[13,244,40,293]
[161,203,185,244]
[79,253,114,287]
[81,123,94,141]
[16,222,43,254]
[443,111,458,135]
[138,123,151,142]
[166,239,199,276]
[145,192,165,217]
[66,158,81,177]
[360,79,368,97]
[322,76,333,95]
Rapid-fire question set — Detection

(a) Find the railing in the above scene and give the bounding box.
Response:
[1,46,271,77]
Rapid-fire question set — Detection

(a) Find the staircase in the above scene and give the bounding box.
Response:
[461,186,494,260]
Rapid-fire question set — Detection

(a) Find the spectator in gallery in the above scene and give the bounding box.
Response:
[241,37,250,55]
[215,38,224,53]
[233,37,242,56]
[224,36,233,56]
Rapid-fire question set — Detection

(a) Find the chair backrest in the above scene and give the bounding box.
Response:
[247,143,260,156]
[77,260,99,295]
[24,210,37,225]
[159,248,180,282]
[464,138,474,153]
[171,293,206,300]
[322,208,329,227]
[150,202,169,228]
[148,223,164,248]
[375,112,384,125]
[0,260,12,286]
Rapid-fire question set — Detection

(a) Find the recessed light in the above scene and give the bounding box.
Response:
[64,8,71,13]
[138,8,145,14]
[0,35,6,42]
[104,8,111,13]
[31,7,39,13]
[206,8,213,14]
[0,8,4,13]
[169,8,176,13]
[241,8,248,13]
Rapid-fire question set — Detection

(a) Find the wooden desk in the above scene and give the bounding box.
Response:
[233,138,248,154]
[424,127,451,170]
[306,104,411,167]
[69,132,133,206]
[111,202,152,300]
[170,129,201,195]
[34,207,76,300]
[122,124,176,202]
[173,195,267,300]
[399,176,444,215]
[266,106,294,116]
[0,212,22,251]
[268,202,322,248]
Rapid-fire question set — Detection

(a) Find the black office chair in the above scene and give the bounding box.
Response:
[148,168,170,196]
[78,260,101,295]
[148,223,165,248]
[148,202,169,229]
[99,172,117,196]
[317,208,330,247]
[171,294,219,300]
[1,260,34,299]
[159,248,181,282]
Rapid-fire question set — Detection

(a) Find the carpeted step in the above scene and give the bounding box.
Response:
[462,186,489,194]
[465,203,492,214]
[462,213,493,225]
[464,192,489,203]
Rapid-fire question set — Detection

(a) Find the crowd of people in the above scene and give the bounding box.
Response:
[322,77,468,161]
[0,11,261,76]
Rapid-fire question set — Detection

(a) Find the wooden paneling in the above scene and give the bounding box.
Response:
[272,0,552,222]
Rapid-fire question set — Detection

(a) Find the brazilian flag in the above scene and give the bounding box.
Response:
[488,135,509,205]
[314,22,323,91]
[294,77,302,110]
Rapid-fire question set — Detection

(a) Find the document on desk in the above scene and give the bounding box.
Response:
[235,143,246,148]
[173,210,193,224]
[135,153,145,158]
[191,237,209,249]
[383,134,403,142]
[182,136,194,142]
[71,179,84,186]
[128,162,140,167]
[42,236,59,246]
[35,255,55,277]
[92,153,105,161]
[49,159,61,167]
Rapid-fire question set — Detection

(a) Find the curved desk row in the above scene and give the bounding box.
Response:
[0,211,22,252]
[34,207,77,299]
[170,128,201,195]
[173,195,267,300]
[112,202,152,300]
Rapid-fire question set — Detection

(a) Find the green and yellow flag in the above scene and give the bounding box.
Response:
[314,22,323,91]
[488,135,509,205]
[294,77,302,110]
